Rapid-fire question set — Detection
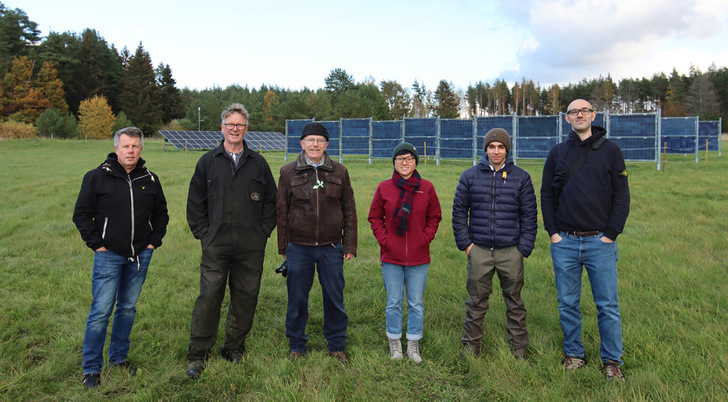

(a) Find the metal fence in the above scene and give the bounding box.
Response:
[285,111,722,168]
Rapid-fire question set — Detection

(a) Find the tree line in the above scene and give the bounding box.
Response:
[2,2,727,140]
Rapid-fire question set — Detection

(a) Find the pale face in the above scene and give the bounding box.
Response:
[394,152,416,179]
[486,141,507,169]
[565,99,596,134]
[300,135,329,163]
[221,112,248,148]
[115,134,143,173]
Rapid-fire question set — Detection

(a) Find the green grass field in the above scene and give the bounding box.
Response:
[1,138,726,400]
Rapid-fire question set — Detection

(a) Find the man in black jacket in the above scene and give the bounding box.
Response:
[73,127,169,388]
[541,99,630,382]
[185,103,277,379]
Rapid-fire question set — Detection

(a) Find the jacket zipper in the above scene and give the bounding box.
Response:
[490,170,496,256]
[102,217,108,239]
[314,169,320,246]
[127,170,151,257]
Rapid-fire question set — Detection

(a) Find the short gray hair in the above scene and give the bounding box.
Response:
[220,103,249,124]
[114,127,144,146]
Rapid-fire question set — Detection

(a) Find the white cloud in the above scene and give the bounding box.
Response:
[497,0,728,85]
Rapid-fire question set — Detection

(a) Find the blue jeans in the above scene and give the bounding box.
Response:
[82,248,153,375]
[551,232,623,364]
[381,262,429,341]
[286,242,347,352]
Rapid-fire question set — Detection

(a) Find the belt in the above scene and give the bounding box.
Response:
[565,230,600,237]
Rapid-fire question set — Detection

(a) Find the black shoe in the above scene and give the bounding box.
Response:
[111,361,138,375]
[287,351,305,361]
[186,360,205,380]
[224,351,245,363]
[329,351,349,363]
[82,373,100,388]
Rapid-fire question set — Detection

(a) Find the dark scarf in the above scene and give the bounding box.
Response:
[392,169,421,236]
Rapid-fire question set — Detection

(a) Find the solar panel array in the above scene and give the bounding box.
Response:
[159,131,285,151]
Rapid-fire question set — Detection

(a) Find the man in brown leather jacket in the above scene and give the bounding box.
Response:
[276,122,357,363]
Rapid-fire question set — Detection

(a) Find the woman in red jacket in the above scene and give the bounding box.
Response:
[368,142,442,363]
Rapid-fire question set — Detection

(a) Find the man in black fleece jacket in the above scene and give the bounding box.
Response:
[541,99,630,383]
[73,127,169,388]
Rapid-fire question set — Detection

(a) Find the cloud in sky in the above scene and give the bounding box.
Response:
[13,0,728,91]
[498,0,728,84]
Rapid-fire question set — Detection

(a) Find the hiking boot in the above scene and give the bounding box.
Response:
[406,340,422,364]
[388,338,403,360]
[603,360,625,383]
[82,373,100,388]
[186,360,205,380]
[224,351,245,363]
[330,351,349,363]
[110,361,138,375]
[287,351,305,361]
[563,356,586,371]
[460,343,480,361]
[511,347,527,360]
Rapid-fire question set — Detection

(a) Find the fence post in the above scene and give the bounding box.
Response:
[656,109,662,171]
[695,116,699,163]
[368,118,373,165]
[436,116,441,166]
[472,116,478,166]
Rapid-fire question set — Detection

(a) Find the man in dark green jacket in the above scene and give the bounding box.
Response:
[185,103,277,379]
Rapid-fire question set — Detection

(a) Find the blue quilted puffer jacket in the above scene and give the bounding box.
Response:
[452,156,537,257]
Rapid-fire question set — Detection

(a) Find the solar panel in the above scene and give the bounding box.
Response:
[159,131,285,151]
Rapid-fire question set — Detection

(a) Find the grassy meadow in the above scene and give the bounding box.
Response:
[0,138,726,400]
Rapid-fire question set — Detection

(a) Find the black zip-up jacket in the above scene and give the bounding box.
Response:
[186,140,277,245]
[73,153,169,258]
[541,126,630,240]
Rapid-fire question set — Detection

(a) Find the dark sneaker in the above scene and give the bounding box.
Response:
[82,373,100,388]
[186,360,205,380]
[223,351,245,363]
[329,351,349,363]
[511,347,527,360]
[111,361,138,375]
[603,360,625,383]
[563,356,586,371]
[287,351,305,360]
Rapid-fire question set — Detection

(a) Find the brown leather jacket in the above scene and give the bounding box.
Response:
[276,151,357,256]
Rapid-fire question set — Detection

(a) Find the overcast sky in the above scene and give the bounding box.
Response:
[13,0,728,92]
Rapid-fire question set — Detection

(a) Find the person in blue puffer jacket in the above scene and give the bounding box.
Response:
[452,128,537,360]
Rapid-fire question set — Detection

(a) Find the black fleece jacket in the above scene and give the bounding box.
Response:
[73,153,169,257]
[540,126,630,240]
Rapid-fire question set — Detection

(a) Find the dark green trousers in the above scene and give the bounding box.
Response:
[462,245,529,351]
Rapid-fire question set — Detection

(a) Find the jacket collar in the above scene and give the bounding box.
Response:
[477,155,513,172]
[295,150,333,171]
[101,153,147,178]
[569,125,607,147]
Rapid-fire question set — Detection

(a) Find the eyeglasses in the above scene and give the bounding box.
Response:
[224,123,247,129]
[304,138,327,144]
[567,108,594,116]
[394,157,416,164]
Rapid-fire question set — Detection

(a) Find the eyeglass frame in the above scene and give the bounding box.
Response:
[223,123,248,129]
[303,137,328,144]
[394,156,416,164]
[566,108,594,117]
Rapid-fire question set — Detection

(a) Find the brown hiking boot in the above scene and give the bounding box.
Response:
[603,360,625,383]
[563,356,586,371]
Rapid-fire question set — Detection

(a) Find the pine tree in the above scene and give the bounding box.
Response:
[155,63,184,124]
[120,44,162,135]
[433,80,460,118]
[0,56,51,123]
[34,61,68,115]
[0,4,40,73]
